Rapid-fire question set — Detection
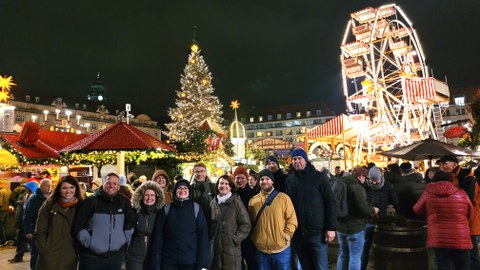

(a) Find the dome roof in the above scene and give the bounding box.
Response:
[136,114,151,121]
[229,120,245,139]
[88,73,107,101]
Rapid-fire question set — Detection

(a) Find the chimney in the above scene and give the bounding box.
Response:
[83,104,87,110]
[25,95,31,102]
[75,103,79,109]
[35,97,40,103]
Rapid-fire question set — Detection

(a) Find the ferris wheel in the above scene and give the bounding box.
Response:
[340,4,449,151]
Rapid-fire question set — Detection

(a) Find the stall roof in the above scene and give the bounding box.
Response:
[60,122,176,153]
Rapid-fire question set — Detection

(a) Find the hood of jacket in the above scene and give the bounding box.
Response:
[151,169,170,189]
[426,181,458,197]
[132,181,165,212]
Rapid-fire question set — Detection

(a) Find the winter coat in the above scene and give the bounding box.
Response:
[413,181,473,249]
[237,185,259,209]
[73,187,137,258]
[147,198,210,270]
[191,178,217,220]
[210,194,251,270]
[34,200,79,270]
[248,190,297,253]
[366,180,399,218]
[0,187,12,211]
[126,181,165,270]
[285,162,337,236]
[272,169,287,193]
[337,175,375,234]
[24,188,47,235]
[151,170,173,204]
[392,175,426,220]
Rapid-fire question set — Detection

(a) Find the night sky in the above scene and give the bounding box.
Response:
[1,1,479,124]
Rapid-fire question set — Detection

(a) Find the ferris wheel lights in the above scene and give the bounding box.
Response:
[396,6,413,26]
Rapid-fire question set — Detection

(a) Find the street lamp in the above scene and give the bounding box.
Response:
[76,115,82,126]
[31,115,37,123]
[65,110,72,122]
[43,110,49,121]
[55,109,61,120]
[85,122,90,132]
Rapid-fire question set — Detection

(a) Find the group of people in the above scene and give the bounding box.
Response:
[2,150,479,270]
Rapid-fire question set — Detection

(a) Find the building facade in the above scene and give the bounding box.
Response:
[240,102,336,146]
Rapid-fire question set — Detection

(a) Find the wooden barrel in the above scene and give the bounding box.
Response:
[373,220,428,270]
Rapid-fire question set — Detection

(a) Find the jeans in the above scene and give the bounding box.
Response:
[30,238,37,270]
[293,232,328,270]
[361,223,374,270]
[79,254,123,270]
[256,245,291,270]
[434,248,470,270]
[0,210,9,243]
[337,230,365,270]
[471,235,480,270]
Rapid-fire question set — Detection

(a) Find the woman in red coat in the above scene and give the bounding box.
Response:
[414,171,474,270]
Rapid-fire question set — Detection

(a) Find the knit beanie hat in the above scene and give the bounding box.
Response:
[175,179,190,190]
[119,174,127,186]
[91,178,103,187]
[368,166,382,180]
[258,169,274,182]
[24,181,39,193]
[233,166,249,178]
[291,148,308,161]
[265,156,280,167]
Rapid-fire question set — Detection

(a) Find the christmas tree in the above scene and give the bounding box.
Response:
[165,30,223,143]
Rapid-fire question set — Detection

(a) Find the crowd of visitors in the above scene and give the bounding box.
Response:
[3,151,480,270]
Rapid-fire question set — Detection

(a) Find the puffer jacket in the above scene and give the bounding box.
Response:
[248,190,297,254]
[210,194,251,270]
[73,187,137,257]
[413,181,473,249]
[126,182,165,270]
[34,199,79,270]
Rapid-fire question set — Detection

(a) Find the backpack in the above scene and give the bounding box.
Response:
[164,202,200,219]
[331,177,349,219]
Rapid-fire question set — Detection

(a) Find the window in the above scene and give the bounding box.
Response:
[265,124,273,128]
[258,116,263,122]
[277,114,282,120]
[275,130,283,136]
[306,111,311,117]
[256,132,264,137]
[266,131,272,137]
[296,112,301,118]
[274,123,283,128]
[285,129,292,135]
[285,121,292,127]
[296,129,303,134]
[294,120,302,126]
[267,115,272,121]
[247,132,254,138]
[91,123,97,130]
[316,110,322,116]
[256,124,264,129]
[286,113,292,119]
[250,117,254,123]
[454,95,465,106]
[15,115,25,122]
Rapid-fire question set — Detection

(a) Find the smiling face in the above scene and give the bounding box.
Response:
[60,181,76,200]
[234,174,247,189]
[248,176,257,188]
[217,178,231,196]
[259,176,274,193]
[154,175,167,188]
[176,185,190,200]
[266,161,279,172]
[143,189,156,206]
[103,175,120,196]
[193,166,207,182]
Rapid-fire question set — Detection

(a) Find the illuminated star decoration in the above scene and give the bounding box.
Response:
[0,75,16,103]
[230,100,240,110]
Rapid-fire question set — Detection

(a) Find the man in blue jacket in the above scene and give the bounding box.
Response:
[285,148,337,270]
[74,173,136,270]
[24,179,52,270]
